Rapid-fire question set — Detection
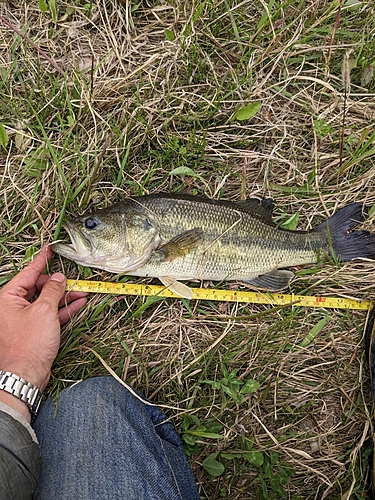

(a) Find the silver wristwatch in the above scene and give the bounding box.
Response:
[0,370,42,423]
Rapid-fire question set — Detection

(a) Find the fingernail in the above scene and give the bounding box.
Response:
[50,273,66,283]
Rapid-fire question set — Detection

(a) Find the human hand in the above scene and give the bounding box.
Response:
[0,244,88,400]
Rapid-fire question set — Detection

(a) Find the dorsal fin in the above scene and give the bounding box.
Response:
[236,197,274,223]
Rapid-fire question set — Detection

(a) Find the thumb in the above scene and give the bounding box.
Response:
[38,273,67,308]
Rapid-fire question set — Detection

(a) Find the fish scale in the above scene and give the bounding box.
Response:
[125,195,324,282]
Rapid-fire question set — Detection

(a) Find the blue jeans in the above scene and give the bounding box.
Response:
[33,377,200,499]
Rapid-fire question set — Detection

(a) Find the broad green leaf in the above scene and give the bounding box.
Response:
[368,204,375,218]
[240,379,260,394]
[202,453,225,477]
[169,166,199,177]
[189,414,201,427]
[0,275,13,286]
[244,450,264,467]
[271,484,288,499]
[222,377,242,390]
[184,430,223,439]
[202,379,221,389]
[196,425,209,432]
[345,0,363,6]
[182,415,192,431]
[228,367,239,377]
[221,452,239,460]
[165,29,175,41]
[299,316,331,348]
[38,0,48,13]
[222,385,241,401]
[182,433,196,446]
[193,1,205,22]
[23,246,38,263]
[313,118,333,137]
[131,2,141,13]
[0,123,9,148]
[83,3,94,17]
[234,102,261,121]
[244,437,254,450]
[269,450,279,467]
[23,159,48,178]
[78,265,93,278]
[259,478,268,497]
[130,295,164,319]
[256,0,276,31]
[49,0,57,23]
[280,212,299,230]
[272,466,290,484]
[206,421,223,433]
[67,115,75,127]
[221,364,229,378]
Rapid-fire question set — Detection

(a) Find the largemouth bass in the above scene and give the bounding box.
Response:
[53,194,375,298]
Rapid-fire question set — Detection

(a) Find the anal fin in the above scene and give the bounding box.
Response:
[159,276,193,299]
[242,270,294,291]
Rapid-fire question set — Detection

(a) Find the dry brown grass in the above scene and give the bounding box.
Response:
[1,0,375,498]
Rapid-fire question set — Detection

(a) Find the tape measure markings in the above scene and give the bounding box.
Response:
[66,279,372,310]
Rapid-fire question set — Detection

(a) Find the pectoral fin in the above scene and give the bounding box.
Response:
[157,228,204,262]
[243,270,294,291]
[159,276,193,299]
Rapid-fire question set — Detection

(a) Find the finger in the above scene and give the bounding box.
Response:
[35,274,51,289]
[26,277,89,304]
[59,297,88,324]
[37,273,67,309]
[58,291,89,307]
[3,244,52,295]
[24,274,50,300]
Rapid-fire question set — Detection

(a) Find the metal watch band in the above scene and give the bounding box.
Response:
[0,370,42,422]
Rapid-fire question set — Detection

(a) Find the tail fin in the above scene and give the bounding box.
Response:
[313,203,375,261]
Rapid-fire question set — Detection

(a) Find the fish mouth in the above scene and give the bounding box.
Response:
[52,222,93,262]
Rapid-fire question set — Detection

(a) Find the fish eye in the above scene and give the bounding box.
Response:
[85,217,100,230]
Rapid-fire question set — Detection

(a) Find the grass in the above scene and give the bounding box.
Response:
[1,0,375,497]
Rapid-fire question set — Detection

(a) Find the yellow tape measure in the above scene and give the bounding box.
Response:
[66,279,372,310]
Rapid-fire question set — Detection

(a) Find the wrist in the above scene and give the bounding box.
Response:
[0,370,43,424]
[0,359,50,392]
[0,390,32,423]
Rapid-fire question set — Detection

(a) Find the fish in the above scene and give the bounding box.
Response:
[53,193,375,298]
